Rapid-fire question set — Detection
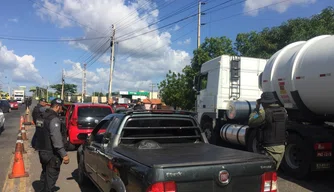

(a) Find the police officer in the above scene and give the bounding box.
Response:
[31,98,49,149]
[248,92,288,170]
[35,98,70,192]
[32,98,48,124]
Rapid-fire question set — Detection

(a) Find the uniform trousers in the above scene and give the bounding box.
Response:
[38,151,62,192]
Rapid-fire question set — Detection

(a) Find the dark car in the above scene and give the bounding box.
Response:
[77,110,277,192]
[0,100,11,113]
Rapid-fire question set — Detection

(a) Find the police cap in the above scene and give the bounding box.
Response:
[50,98,67,110]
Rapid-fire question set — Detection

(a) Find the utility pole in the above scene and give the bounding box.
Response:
[61,69,65,100]
[108,24,116,100]
[82,63,87,103]
[197,1,206,48]
[150,83,156,99]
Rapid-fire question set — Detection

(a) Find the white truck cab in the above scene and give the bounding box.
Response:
[194,55,267,141]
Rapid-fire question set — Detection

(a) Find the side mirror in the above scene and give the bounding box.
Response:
[193,86,200,95]
[77,133,88,140]
[193,76,200,94]
[102,132,112,144]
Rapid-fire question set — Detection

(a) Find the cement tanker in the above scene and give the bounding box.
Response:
[260,35,334,122]
[195,35,334,180]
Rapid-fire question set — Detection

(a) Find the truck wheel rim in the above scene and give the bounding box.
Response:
[285,144,301,169]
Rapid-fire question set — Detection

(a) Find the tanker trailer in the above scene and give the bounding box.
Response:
[218,35,334,179]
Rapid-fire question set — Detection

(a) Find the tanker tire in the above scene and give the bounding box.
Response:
[281,133,311,179]
[246,130,262,153]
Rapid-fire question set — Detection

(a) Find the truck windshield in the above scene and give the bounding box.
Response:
[120,117,203,144]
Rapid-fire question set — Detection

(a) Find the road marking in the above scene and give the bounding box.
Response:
[1,152,15,192]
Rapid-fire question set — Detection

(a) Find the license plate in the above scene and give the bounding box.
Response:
[316,163,331,169]
[317,151,332,157]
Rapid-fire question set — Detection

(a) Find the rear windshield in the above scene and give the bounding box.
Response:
[78,107,112,118]
[121,117,202,144]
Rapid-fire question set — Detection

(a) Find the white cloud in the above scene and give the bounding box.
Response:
[173,24,180,31]
[244,0,317,16]
[33,0,191,92]
[177,38,191,45]
[0,42,44,85]
[8,18,18,23]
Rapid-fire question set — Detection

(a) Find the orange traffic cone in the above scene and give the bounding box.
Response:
[8,150,29,179]
[21,126,28,141]
[13,139,26,154]
[23,109,32,126]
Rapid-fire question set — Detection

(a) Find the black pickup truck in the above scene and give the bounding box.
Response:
[77,110,277,192]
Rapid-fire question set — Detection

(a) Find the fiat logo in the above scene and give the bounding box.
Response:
[218,170,230,185]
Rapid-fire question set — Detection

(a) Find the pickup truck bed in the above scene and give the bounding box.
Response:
[115,143,274,192]
[115,143,272,168]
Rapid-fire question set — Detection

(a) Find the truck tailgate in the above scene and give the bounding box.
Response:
[115,143,275,192]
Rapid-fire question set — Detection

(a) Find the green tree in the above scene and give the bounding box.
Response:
[92,92,104,97]
[50,84,77,96]
[235,6,334,58]
[158,71,186,109]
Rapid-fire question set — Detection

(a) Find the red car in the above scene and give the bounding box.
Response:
[9,100,19,110]
[65,103,113,149]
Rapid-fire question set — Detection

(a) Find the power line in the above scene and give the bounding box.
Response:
[208,0,291,24]
[116,0,198,40]
[117,18,197,63]
[118,12,198,43]
[59,0,168,78]
[0,35,108,42]
[61,1,198,80]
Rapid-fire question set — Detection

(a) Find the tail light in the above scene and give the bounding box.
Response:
[261,172,277,192]
[70,117,78,126]
[146,181,176,192]
[314,142,332,150]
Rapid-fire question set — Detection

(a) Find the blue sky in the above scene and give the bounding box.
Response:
[0,0,332,95]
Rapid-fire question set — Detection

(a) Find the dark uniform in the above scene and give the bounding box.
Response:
[248,92,288,170]
[133,103,145,110]
[31,98,48,149]
[27,97,32,108]
[35,99,68,191]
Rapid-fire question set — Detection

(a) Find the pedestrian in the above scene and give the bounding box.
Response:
[248,92,288,171]
[34,98,70,192]
[31,98,48,149]
[28,97,32,108]
[133,99,145,110]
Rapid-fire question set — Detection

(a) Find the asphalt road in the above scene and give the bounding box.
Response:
[0,104,26,191]
[1,102,334,191]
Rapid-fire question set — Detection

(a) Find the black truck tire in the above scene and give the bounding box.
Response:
[280,133,311,179]
[203,121,223,145]
[246,129,261,153]
[77,154,89,185]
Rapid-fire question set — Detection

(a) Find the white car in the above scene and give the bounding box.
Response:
[0,109,4,131]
